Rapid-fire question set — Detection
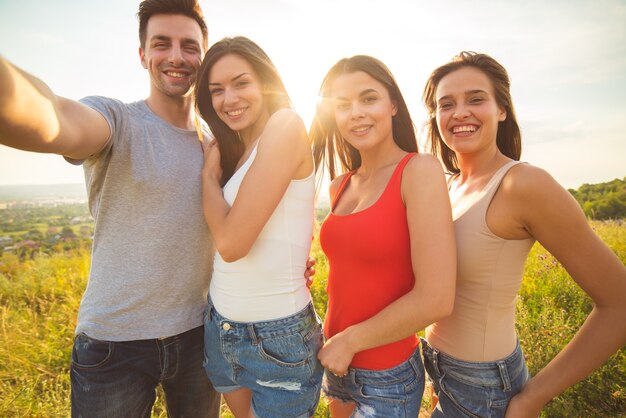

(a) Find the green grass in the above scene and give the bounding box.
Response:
[0,221,624,417]
[0,247,88,416]
[516,220,626,416]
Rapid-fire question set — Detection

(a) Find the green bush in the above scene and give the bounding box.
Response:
[569,177,626,220]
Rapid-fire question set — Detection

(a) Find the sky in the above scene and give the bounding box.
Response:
[0,0,625,189]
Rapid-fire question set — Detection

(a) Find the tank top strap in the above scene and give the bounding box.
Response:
[481,160,525,203]
[387,153,416,190]
[331,153,416,210]
[331,171,355,210]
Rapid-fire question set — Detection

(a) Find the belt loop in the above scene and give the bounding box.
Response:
[408,349,417,369]
[206,296,214,320]
[432,345,442,376]
[349,368,357,385]
[497,360,511,392]
[248,324,258,345]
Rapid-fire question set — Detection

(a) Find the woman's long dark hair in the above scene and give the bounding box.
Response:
[422,51,521,175]
[310,55,417,181]
[195,36,292,185]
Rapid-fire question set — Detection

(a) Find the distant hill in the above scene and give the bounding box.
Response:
[569,177,625,220]
[0,184,86,201]
[0,178,623,219]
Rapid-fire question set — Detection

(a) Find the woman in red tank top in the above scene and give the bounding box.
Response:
[310,55,456,418]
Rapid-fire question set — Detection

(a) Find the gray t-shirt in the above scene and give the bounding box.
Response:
[74,96,213,341]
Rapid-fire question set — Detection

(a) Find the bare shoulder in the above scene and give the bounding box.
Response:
[401,153,448,208]
[403,153,446,184]
[499,163,583,230]
[266,108,306,131]
[406,153,443,170]
[500,163,565,201]
[260,108,307,149]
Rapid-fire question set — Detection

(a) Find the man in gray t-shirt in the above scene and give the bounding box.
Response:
[0,1,221,416]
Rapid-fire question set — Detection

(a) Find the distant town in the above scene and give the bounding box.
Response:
[2,175,622,258]
[0,184,91,256]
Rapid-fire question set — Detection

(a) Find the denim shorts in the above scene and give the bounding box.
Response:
[203,298,324,418]
[421,337,530,418]
[321,347,425,418]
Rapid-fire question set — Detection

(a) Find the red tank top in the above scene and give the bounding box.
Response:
[320,153,418,370]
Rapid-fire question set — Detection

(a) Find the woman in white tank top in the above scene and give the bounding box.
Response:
[422,52,626,417]
[194,36,322,418]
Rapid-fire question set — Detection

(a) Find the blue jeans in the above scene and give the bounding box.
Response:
[203,299,324,418]
[421,338,529,418]
[70,325,220,418]
[321,347,425,418]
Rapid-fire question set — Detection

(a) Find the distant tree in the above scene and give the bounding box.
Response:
[24,229,44,241]
[60,226,76,239]
[569,177,626,219]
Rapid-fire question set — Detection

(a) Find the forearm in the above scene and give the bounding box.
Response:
[201,177,239,258]
[516,305,626,411]
[0,57,63,152]
[341,289,453,354]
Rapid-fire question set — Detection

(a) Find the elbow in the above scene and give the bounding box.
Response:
[432,302,454,323]
[220,252,245,263]
[216,241,251,263]
[439,297,455,319]
[430,291,455,321]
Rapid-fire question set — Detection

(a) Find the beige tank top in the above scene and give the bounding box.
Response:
[426,161,535,361]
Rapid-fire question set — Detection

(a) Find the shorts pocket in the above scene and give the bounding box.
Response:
[359,380,408,404]
[358,356,424,405]
[438,372,486,418]
[258,331,310,367]
[72,333,114,369]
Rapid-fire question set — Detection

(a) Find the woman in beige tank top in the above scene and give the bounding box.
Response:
[421,51,626,417]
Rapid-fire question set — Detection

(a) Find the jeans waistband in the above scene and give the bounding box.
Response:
[344,346,423,385]
[207,297,319,340]
[421,337,525,391]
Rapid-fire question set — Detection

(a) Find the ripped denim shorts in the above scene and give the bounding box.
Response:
[321,346,425,418]
[203,297,324,418]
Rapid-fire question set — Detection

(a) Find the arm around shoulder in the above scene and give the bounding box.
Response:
[0,57,110,159]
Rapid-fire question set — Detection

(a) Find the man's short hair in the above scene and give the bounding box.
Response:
[138,0,208,51]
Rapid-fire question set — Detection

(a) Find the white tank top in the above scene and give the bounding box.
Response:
[209,144,315,321]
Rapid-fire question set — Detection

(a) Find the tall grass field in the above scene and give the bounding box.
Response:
[1,220,624,417]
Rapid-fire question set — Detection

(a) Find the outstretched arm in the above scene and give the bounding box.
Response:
[318,154,456,376]
[201,109,312,262]
[504,166,626,418]
[0,57,109,160]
